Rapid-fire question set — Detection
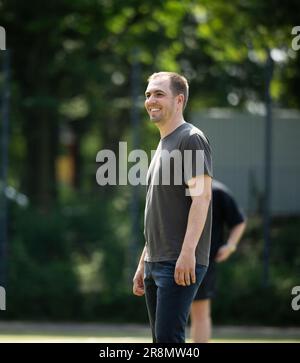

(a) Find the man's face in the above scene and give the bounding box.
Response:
[144,76,177,124]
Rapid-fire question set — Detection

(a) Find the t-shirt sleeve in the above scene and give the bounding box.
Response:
[182,133,213,183]
[221,189,246,228]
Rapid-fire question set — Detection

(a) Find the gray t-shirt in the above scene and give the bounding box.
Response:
[144,122,213,266]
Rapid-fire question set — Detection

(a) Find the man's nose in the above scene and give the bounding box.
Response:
[146,94,156,104]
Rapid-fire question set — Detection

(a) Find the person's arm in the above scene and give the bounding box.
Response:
[132,246,146,296]
[215,221,246,262]
[174,174,212,287]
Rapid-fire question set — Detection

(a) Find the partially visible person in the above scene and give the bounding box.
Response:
[190,179,247,343]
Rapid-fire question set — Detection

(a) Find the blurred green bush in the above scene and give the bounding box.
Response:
[213,217,300,326]
[5,197,300,326]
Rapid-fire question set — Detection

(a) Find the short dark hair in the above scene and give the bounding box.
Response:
[147,72,189,110]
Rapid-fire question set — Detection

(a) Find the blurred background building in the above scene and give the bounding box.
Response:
[193,108,300,216]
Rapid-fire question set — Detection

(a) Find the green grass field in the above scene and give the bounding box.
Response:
[0,323,299,342]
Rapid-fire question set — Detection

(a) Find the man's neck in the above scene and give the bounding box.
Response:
[158,115,186,139]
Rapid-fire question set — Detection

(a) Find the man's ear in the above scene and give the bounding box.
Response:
[177,94,184,108]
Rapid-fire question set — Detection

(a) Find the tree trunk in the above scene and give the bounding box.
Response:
[22,108,58,209]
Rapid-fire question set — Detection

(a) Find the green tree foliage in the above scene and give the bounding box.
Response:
[1,0,299,205]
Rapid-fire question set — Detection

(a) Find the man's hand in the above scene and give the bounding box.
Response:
[174,251,196,286]
[215,243,236,262]
[132,266,145,296]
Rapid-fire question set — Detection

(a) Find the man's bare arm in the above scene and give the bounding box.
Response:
[215,221,247,262]
[174,174,212,286]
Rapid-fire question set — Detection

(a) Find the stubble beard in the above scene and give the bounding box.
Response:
[149,115,162,123]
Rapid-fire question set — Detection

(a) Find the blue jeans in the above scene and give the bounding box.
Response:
[144,260,207,343]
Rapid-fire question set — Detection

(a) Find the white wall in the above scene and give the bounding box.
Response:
[191,109,300,216]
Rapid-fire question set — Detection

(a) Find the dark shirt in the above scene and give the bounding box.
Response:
[144,122,213,266]
[210,180,245,259]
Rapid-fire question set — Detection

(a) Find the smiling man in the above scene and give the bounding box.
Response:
[132,72,213,343]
